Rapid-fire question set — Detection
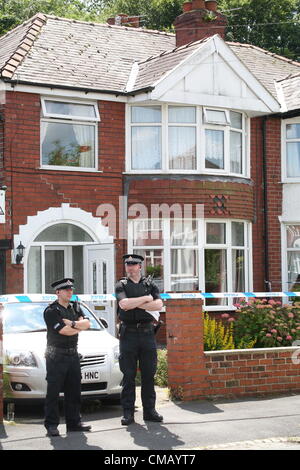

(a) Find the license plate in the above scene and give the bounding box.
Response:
[81,369,100,383]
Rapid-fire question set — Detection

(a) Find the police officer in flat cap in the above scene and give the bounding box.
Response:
[115,254,164,425]
[43,278,91,436]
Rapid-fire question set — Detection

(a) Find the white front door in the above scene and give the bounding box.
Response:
[84,244,116,336]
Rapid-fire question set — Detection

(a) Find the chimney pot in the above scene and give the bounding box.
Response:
[183,1,193,12]
[192,0,206,8]
[106,13,140,28]
[205,0,218,11]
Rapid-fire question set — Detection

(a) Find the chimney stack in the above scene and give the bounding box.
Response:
[174,1,227,48]
[107,14,140,28]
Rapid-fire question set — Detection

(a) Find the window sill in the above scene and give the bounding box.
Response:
[40,166,103,173]
[123,171,250,178]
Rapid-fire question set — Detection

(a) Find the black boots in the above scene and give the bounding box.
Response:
[121,410,135,426]
[143,409,163,422]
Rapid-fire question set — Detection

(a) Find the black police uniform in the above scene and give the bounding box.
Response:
[43,296,86,431]
[115,272,162,421]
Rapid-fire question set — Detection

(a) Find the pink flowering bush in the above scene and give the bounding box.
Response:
[225,299,300,348]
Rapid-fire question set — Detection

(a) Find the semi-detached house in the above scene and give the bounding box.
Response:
[0,0,300,330]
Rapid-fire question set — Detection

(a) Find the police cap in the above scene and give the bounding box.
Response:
[51,278,74,290]
[123,254,144,265]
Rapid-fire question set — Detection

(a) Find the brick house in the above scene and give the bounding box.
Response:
[0,0,299,330]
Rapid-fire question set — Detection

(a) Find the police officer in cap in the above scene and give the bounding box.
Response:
[115,254,164,425]
[43,278,91,436]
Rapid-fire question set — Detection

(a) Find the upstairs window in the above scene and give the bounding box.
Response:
[127,104,248,177]
[284,120,300,179]
[41,98,100,170]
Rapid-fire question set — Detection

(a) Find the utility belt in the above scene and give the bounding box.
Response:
[45,345,78,358]
[119,321,163,337]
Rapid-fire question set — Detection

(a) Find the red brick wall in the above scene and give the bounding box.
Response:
[265,117,282,292]
[166,298,300,401]
[2,91,128,291]
[128,179,254,220]
[205,348,300,398]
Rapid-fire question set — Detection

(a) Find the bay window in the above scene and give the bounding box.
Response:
[129,218,251,310]
[41,98,100,170]
[128,104,248,176]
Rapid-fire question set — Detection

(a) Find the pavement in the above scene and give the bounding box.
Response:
[1,388,300,451]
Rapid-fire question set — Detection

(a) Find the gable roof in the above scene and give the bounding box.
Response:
[0,13,299,109]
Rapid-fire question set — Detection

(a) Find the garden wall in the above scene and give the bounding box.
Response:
[166,298,300,400]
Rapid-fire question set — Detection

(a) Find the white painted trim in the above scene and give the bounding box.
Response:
[150,35,279,113]
[126,103,250,178]
[4,82,128,102]
[41,96,100,121]
[40,116,98,171]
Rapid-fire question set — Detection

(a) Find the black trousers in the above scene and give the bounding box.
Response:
[44,353,82,429]
[119,326,157,412]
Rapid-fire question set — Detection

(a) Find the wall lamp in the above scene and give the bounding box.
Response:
[16,242,25,264]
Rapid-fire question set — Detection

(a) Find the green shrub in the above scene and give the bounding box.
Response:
[204,313,235,350]
[155,349,168,387]
[223,299,300,348]
[135,349,168,387]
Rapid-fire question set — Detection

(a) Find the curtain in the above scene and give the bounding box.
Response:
[169,127,196,169]
[131,126,161,169]
[73,124,94,167]
[230,131,242,174]
[287,143,300,177]
[205,129,224,169]
[288,251,300,290]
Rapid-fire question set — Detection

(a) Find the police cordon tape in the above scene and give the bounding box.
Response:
[0,292,299,304]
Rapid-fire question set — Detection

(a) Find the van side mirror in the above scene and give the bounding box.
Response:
[100,318,108,328]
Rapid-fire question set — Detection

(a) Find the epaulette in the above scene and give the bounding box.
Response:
[119,278,128,286]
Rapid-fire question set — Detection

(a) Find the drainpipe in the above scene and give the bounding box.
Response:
[262,116,271,291]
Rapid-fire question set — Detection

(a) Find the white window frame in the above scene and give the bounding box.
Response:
[40,97,100,172]
[128,218,252,311]
[126,103,249,178]
[281,223,300,293]
[281,117,300,182]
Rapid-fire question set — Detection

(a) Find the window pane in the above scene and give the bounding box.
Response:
[206,223,226,244]
[168,106,196,123]
[232,249,245,292]
[230,130,242,174]
[42,122,95,167]
[171,248,198,291]
[132,219,163,246]
[45,250,65,294]
[134,249,164,292]
[35,223,93,242]
[287,142,300,177]
[45,101,96,118]
[205,129,224,169]
[169,127,196,169]
[286,123,300,139]
[171,220,197,246]
[131,126,161,169]
[205,249,228,306]
[205,109,227,124]
[131,106,161,123]
[288,252,300,291]
[73,246,84,294]
[232,222,244,246]
[27,246,42,293]
[287,225,300,248]
[230,111,242,129]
